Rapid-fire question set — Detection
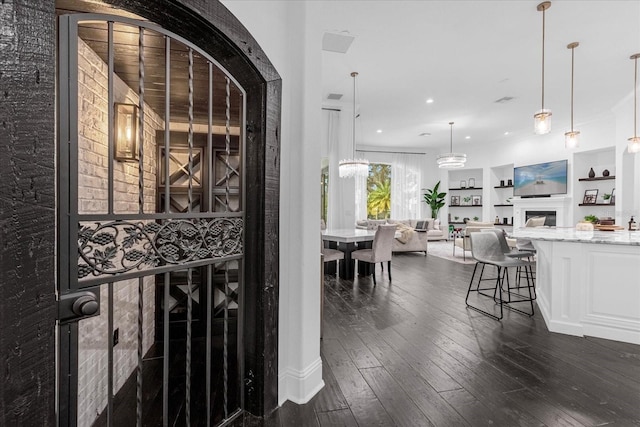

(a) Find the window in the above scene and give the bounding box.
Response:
[321,166,329,224]
[367,163,391,219]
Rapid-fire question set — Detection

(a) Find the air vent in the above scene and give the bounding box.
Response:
[322,32,355,53]
[495,96,515,103]
[327,93,343,100]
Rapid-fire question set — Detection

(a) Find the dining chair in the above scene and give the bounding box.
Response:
[465,231,535,320]
[351,224,397,285]
[321,243,344,275]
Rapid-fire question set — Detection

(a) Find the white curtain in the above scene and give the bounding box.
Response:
[354,152,368,221]
[391,152,422,219]
[326,110,344,229]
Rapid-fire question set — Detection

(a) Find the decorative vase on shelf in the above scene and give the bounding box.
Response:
[588,167,595,178]
[468,178,475,188]
[602,169,610,177]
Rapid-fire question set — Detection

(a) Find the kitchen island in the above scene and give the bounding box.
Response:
[512,227,640,344]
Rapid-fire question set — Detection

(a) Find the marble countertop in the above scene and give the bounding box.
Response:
[511,227,640,246]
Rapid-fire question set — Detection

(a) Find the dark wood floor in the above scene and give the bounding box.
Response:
[265,252,640,427]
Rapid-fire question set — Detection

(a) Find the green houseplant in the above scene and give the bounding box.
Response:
[423,181,447,219]
[584,214,599,224]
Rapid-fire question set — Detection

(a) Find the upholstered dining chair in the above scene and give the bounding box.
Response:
[321,242,344,275]
[351,224,397,285]
[465,232,535,321]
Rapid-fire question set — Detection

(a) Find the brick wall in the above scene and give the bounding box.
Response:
[75,38,161,427]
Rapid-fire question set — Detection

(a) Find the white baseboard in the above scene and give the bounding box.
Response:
[277,357,325,406]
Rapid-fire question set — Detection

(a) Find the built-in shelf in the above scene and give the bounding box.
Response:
[449,205,482,208]
[578,176,615,182]
[494,185,514,189]
[494,204,513,207]
[578,203,615,207]
[448,187,483,191]
[449,221,513,226]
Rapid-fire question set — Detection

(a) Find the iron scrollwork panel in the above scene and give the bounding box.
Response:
[77,217,243,281]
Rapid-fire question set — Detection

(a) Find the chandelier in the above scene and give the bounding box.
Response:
[628,53,640,153]
[534,1,552,135]
[436,122,466,169]
[565,42,580,148]
[339,72,369,178]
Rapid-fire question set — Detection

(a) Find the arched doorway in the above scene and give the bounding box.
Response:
[55,1,280,425]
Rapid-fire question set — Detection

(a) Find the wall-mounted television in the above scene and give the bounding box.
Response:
[514,159,568,198]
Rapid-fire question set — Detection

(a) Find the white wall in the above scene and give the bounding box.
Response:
[220,0,640,407]
[220,0,325,406]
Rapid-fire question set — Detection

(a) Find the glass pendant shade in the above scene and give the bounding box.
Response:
[436,153,467,169]
[534,2,552,135]
[565,42,580,148]
[629,54,640,154]
[437,122,466,169]
[339,71,369,178]
[339,159,370,177]
[565,131,580,149]
[534,109,552,135]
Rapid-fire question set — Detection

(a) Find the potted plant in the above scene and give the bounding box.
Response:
[473,216,479,221]
[584,214,599,224]
[423,181,447,219]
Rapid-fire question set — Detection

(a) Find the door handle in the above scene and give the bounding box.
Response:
[58,289,101,324]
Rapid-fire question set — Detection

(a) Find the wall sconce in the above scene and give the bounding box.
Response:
[114,103,139,162]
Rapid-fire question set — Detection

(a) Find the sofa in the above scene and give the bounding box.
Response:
[355,218,446,254]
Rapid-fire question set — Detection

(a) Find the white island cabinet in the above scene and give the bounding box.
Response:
[512,228,640,345]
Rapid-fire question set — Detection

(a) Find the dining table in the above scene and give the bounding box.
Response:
[321,228,377,279]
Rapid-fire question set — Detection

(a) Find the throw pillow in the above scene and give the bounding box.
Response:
[415,220,427,230]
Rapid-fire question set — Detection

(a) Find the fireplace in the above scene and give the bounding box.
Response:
[526,210,556,227]
[512,196,570,228]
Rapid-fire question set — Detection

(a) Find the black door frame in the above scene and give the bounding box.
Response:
[0,0,280,424]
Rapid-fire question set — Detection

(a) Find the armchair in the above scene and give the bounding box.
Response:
[453,221,495,260]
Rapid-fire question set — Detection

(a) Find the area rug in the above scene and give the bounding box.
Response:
[427,240,476,264]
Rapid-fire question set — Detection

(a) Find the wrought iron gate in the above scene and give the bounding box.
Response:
[57,13,245,426]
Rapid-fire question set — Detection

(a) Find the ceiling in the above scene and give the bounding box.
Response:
[319,1,640,151]
[57,0,243,128]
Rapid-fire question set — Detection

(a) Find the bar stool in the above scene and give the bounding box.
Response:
[465,232,535,320]
[482,229,536,299]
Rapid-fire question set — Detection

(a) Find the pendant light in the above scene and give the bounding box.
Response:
[628,54,640,154]
[534,1,552,135]
[564,42,580,148]
[436,122,466,169]
[339,72,369,178]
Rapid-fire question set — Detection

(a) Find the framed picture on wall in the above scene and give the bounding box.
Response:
[450,195,460,206]
[472,195,482,206]
[583,189,598,204]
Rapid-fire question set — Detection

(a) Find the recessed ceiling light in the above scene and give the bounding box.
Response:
[419,132,431,137]
[504,131,510,135]
[465,136,471,139]
[376,129,382,133]
[426,98,434,104]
